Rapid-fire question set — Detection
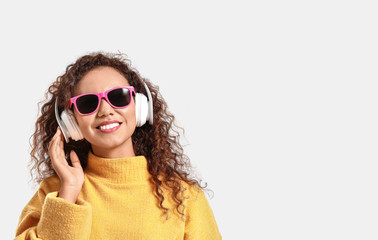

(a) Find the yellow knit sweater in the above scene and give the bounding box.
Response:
[15,152,221,239]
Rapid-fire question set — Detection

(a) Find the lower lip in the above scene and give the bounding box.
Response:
[97,124,121,133]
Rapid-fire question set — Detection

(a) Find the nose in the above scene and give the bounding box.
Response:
[97,98,115,117]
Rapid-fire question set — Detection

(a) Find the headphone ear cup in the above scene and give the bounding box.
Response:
[135,93,148,127]
[135,93,141,127]
[60,109,84,141]
[134,81,153,127]
[139,94,148,126]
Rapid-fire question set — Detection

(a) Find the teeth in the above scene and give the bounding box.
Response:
[99,123,120,130]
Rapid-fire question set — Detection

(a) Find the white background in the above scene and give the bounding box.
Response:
[1,1,377,239]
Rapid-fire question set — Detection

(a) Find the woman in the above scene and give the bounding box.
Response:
[15,52,221,239]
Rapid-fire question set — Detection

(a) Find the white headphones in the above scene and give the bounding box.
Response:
[55,81,154,143]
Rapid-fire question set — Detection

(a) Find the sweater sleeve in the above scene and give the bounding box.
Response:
[184,186,222,240]
[15,178,92,240]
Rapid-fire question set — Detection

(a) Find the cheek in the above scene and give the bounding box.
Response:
[74,114,94,134]
[122,104,136,126]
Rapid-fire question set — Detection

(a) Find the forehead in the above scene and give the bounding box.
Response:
[73,66,130,95]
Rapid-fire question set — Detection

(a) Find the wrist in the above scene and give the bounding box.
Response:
[58,186,81,203]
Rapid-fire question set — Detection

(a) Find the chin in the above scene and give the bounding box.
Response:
[83,124,135,150]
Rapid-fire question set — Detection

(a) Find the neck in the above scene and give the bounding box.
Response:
[91,139,136,158]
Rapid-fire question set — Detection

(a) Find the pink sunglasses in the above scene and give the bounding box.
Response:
[70,86,135,115]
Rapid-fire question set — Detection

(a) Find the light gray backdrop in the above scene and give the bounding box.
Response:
[1,1,377,239]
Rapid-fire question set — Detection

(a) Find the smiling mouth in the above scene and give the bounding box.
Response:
[96,121,122,134]
[97,122,121,130]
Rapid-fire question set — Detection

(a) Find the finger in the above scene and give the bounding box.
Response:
[48,128,60,149]
[50,131,62,153]
[55,128,67,156]
[57,127,64,140]
[70,150,82,169]
[48,133,59,156]
[56,129,64,152]
[49,132,66,166]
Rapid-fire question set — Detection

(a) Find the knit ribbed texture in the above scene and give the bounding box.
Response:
[85,152,151,184]
[15,153,222,239]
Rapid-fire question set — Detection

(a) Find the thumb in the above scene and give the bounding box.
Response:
[70,150,82,169]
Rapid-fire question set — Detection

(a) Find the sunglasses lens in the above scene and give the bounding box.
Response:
[108,88,131,107]
[76,94,99,114]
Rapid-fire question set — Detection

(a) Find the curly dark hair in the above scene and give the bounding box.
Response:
[29,51,209,220]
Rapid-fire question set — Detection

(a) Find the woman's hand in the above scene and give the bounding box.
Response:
[48,127,84,203]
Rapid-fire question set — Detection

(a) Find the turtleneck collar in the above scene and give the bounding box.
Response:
[85,151,151,184]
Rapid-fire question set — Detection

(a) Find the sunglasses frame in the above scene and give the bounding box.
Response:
[69,86,136,115]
